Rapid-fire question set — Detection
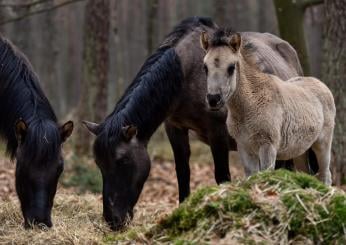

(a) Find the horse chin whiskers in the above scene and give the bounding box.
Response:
[208,101,224,111]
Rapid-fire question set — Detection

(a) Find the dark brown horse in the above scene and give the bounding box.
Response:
[84,17,310,230]
[0,35,73,228]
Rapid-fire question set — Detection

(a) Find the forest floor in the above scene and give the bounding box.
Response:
[0,134,246,244]
[0,133,344,244]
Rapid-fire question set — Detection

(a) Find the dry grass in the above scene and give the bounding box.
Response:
[0,162,345,244]
[0,139,244,244]
[0,192,174,244]
[0,193,106,244]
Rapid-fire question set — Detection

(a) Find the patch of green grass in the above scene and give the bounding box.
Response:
[61,156,102,193]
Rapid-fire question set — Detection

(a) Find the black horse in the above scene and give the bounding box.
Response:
[84,17,312,230]
[0,36,73,228]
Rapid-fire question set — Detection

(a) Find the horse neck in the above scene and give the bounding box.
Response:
[229,55,269,113]
[105,48,183,142]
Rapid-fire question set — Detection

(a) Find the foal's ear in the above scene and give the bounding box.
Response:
[15,118,28,145]
[200,31,209,51]
[229,33,241,53]
[122,125,138,141]
[60,121,74,142]
[82,121,100,136]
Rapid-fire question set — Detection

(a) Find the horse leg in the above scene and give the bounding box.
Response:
[238,145,259,177]
[164,122,191,203]
[275,160,294,170]
[293,152,310,173]
[258,144,277,171]
[311,131,333,185]
[209,125,231,184]
[294,150,319,175]
[307,148,319,174]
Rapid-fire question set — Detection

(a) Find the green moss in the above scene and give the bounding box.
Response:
[115,170,346,244]
[245,169,329,194]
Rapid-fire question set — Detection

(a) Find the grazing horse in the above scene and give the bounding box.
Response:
[201,29,335,184]
[0,36,74,227]
[84,17,308,230]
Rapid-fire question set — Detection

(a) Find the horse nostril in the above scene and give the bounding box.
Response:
[207,94,222,108]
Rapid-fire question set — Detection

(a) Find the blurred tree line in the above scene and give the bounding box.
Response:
[0,0,324,117]
[0,0,344,184]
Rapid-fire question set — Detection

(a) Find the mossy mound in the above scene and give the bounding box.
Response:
[121,170,346,244]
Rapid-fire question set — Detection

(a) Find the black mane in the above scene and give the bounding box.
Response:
[160,16,217,48]
[95,17,217,157]
[0,35,59,162]
[210,27,235,47]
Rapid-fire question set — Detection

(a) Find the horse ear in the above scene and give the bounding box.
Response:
[15,118,28,145]
[229,33,241,52]
[60,121,74,142]
[200,31,209,51]
[122,125,138,141]
[82,121,100,136]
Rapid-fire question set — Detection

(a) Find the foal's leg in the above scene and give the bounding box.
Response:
[238,146,259,177]
[311,130,333,185]
[165,123,191,203]
[209,125,231,184]
[258,144,277,171]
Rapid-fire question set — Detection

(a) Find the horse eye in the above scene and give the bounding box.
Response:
[227,65,235,76]
[203,64,208,75]
[118,155,130,165]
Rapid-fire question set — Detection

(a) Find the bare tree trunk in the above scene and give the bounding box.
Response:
[39,0,59,115]
[75,0,110,156]
[147,0,158,55]
[273,0,323,75]
[213,0,227,26]
[322,0,346,185]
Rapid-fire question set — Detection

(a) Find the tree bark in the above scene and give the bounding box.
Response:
[213,0,227,26]
[75,0,110,156]
[322,0,346,185]
[147,0,158,55]
[273,0,322,75]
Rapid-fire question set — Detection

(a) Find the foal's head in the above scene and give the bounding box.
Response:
[84,122,150,230]
[14,119,73,228]
[201,30,242,110]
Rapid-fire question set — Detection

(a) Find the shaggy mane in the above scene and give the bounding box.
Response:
[0,35,60,163]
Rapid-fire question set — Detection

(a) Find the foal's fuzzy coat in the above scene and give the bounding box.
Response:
[202,31,335,185]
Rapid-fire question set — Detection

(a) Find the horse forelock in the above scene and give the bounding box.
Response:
[209,27,235,48]
[16,119,61,165]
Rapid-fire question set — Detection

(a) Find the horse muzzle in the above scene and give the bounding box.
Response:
[103,208,133,231]
[24,210,52,229]
[206,93,224,111]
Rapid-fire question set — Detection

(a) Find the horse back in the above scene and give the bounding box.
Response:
[287,76,335,123]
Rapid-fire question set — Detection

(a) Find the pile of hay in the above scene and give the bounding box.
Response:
[117,170,346,244]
